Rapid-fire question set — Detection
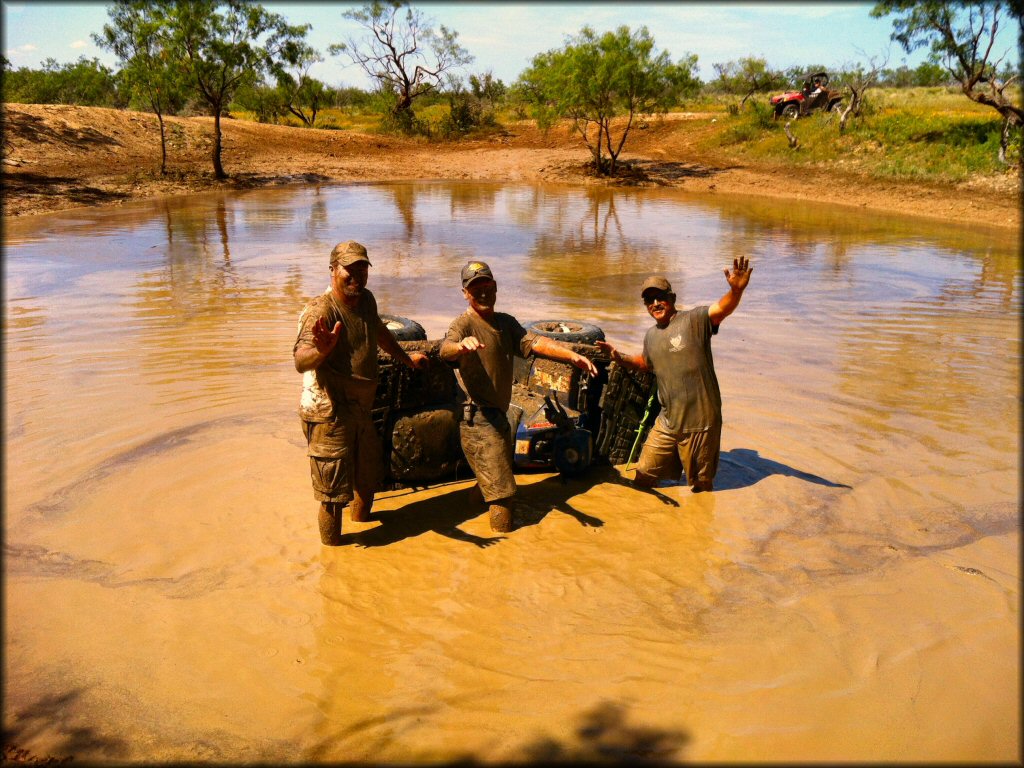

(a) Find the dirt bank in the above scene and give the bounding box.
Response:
[2,102,1020,229]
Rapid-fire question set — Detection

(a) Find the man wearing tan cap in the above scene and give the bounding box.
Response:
[596,256,753,493]
[294,240,428,545]
[440,260,598,532]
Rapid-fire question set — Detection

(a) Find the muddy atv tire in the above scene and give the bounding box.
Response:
[780,103,799,120]
[526,320,605,345]
[381,314,427,342]
[594,363,659,466]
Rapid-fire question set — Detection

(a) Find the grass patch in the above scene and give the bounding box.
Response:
[695,86,1019,182]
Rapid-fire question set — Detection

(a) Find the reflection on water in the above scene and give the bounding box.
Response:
[3,182,1019,762]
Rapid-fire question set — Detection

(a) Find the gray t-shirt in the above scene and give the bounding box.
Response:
[642,306,721,435]
[445,310,538,411]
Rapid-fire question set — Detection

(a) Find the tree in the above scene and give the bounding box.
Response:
[275,43,328,127]
[328,1,473,131]
[161,0,311,178]
[95,1,186,174]
[711,57,787,106]
[838,53,890,133]
[872,0,1022,161]
[519,25,699,176]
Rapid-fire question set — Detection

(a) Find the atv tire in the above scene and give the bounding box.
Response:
[527,320,605,345]
[381,314,427,342]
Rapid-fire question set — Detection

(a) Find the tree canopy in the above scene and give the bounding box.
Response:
[328,1,472,129]
[519,25,699,175]
[871,0,1022,126]
[160,0,311,178]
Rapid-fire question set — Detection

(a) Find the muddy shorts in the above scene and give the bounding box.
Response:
[301,413,383,503]
[302,419,352,503]
[459,406,516,503]
[636,420,721,487]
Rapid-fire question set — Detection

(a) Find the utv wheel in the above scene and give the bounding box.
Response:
[527,320,605,345]
[380,314,427,341]
[781,103,799,120]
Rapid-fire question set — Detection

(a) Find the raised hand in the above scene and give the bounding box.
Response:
[312,317,342,356]
[724,256,753,292]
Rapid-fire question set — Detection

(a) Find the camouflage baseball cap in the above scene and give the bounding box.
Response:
[461,260,495,288]
[330,240,373,267]
[640,275,673,296]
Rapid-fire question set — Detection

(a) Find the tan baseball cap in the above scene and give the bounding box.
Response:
[330,240,372,267]
[640,275,672,296]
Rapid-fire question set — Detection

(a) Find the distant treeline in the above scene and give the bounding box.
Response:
[1,54,993,114]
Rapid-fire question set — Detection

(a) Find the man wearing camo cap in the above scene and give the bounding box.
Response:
[440,260,598,532]
[294,240,428,545]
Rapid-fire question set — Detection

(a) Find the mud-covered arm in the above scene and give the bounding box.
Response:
[531,335,598,377]
[294,316,341,373]
[594,340,650,373]
[708,256,753,327]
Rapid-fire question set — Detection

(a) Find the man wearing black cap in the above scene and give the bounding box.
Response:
[294,240,428,545]
[596,257,752,493]
[441,260,598,532]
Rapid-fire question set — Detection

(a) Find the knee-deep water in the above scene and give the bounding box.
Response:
[3,182,1019,762]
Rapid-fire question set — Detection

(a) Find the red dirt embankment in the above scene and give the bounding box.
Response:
[2,103,1019,229]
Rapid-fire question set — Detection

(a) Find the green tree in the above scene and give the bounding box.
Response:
[519,25,699,176]
[872,1,1022,132]
[328,1,473,131]
[4,57,124,106]
[95,1,186,174]
[274,42,327,127]
[711,57,787,106]
[161,0,311,178]
[232,78,288,123]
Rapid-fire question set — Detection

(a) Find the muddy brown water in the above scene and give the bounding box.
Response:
[3,182,1019,762]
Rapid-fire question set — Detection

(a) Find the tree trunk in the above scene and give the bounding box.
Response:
[156,111,167,175]
[783,121,799,149]
[212,108,226,180]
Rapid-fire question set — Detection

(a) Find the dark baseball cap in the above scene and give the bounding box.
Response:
[461,260,495,288]
[640,275,673,297]
[330,240,372,267]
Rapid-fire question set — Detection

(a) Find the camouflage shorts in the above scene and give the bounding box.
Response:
[459,407,516,503]
[301,412,382,503]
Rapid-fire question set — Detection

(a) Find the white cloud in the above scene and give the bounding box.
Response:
[17,43,38,52]
[70,40,87,49]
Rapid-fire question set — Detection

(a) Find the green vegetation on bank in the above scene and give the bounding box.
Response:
[2,1,1019,182]
[704,86,1021,181]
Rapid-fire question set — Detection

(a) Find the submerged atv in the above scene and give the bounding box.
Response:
[374,315,659,488]
[770,71,843,119]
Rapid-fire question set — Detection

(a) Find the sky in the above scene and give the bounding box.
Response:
[2,1,1020,89]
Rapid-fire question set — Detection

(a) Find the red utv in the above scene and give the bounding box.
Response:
[770,71,843,119]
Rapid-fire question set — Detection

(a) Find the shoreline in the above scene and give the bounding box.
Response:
[2,103,1020,230]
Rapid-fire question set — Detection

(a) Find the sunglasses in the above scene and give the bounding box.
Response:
[643,291,671,305]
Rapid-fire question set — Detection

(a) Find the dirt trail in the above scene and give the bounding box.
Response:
[2,102,1019,229]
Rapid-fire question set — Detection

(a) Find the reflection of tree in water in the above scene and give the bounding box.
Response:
[447,182,499,217]
[523,188,672,311]
[306,187,329,236]
[379,183,420,242]
[130,198,302,391]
